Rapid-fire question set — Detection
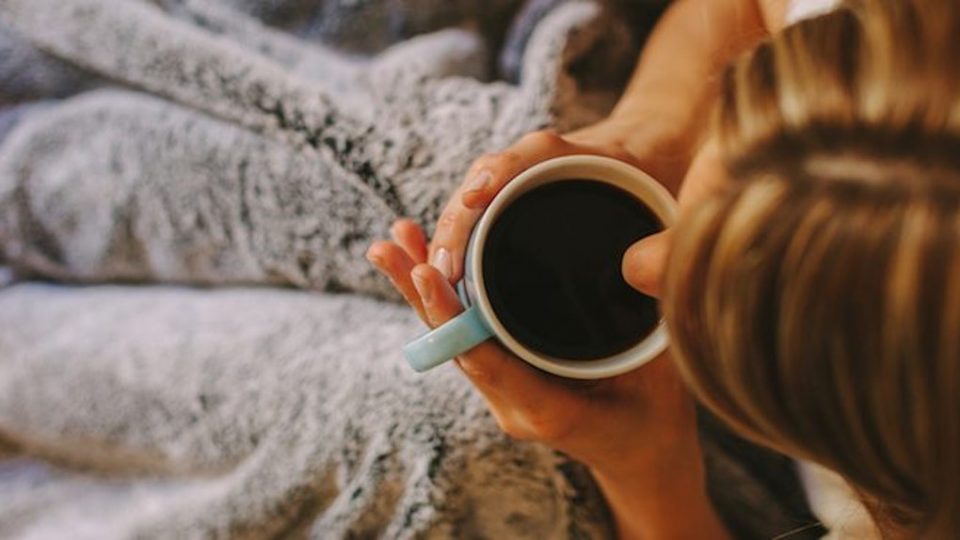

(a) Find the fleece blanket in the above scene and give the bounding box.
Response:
[0,0,822,538]
[0,284,614,538]
[0,0,637,296]
[0,283,820,539]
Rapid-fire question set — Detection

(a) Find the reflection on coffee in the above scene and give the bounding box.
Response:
[482,180,662,361]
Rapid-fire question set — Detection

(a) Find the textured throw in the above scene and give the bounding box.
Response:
[0,284,612,538]
[0,0,822,538]
[0,0,634,296]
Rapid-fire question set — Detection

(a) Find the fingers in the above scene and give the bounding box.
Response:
[428,131,576,282]
[426,191,481,282]
[390,219,428,264]
[408,263,465,326]
[460,130,576,209]
[428,129,649,283]
[366,241,428,321]
[622,230,673,298]
[409,263,562,406]
[620,138,730,299]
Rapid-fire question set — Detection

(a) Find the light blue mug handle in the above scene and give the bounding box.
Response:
[403,305,494,372]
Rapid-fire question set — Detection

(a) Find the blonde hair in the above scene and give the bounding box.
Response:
[664,0,960,535]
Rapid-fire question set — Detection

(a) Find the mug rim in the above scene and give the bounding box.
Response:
[467,155,678,379]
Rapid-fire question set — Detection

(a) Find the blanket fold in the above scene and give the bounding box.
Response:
[0,284,821,539]
[0,283,614,539]
[0,0,634,296]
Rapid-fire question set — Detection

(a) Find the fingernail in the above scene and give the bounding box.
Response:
[464,170,493,195]
[412,269,432,304]
[431,248,453,279]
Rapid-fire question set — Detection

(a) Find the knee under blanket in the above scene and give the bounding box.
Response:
[0,284,613,538]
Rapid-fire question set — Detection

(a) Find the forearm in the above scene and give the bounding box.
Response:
[591,456,730,540]
[610,0,771,181]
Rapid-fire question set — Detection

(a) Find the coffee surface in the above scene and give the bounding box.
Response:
[482,180,662,361]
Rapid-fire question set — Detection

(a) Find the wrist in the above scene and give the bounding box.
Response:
[590,445,706,510]
[596,105,702,190]
[590,445,729,539]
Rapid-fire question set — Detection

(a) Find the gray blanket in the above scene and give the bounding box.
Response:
[0,0,635,295]
[0,0,821,538]
[0,284,612,538]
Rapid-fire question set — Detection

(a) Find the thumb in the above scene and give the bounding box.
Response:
[622,229,672,298]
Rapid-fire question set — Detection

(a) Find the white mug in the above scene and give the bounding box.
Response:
[404,155,678,379]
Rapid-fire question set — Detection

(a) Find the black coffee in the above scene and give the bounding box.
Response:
[482,180,662,361]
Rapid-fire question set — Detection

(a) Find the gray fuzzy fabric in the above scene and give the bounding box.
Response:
[174,0,520,55]
[0,283,613,539]
[0,283,824,539]
[0,0,633,296]
[0,20,97,107]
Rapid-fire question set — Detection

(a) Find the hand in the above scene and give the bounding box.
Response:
[621,136,730,297]
[366,136,732,539]
[366,220,700,481]
[426,116,691,286]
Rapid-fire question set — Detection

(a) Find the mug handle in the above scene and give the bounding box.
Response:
[403,305,494,372]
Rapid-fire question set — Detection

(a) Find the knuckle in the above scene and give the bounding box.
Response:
[521,130,562,147]
[436,211,462,233]
[605,141,630,158]
[472,152,505,170]
[487,150,521,169]
[611,147,638,166]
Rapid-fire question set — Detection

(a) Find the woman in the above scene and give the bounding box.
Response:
[369,0,959,537]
